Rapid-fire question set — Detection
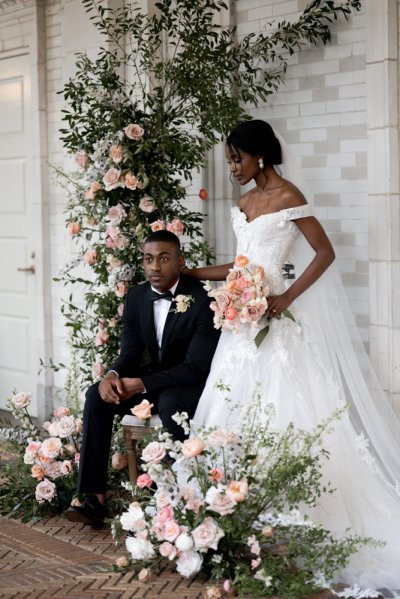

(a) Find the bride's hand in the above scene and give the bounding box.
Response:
[267,292,292,317]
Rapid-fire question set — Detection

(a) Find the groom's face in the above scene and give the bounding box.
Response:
[143,241,184,292]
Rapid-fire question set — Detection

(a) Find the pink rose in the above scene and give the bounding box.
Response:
[115,281,129,297]
[31,464,44,480]
[214,291,232,311]
[136,473,153,489]
[139,195,156,213]
[192,517,224,551]
[103,168,124,191]
[150,219,165,232]
[12,392,32,409]
[61,460,73,475]
[67,222,80,235]
[106,226,129,250]
[74,150,89,170]
[117,303,124,317]
[53,406,70,419]
[155,505,174,524]
[109,144,124,163]
[141,441,166,464]
[84,249,97,266]
[112,452,128,469]
[74,452,80,463]
[181,437,205,458]
[226,478,248,503]
[234,255,250,268]
[131,399,153,420]
[205,487,236,516]
[35,478,56,503]
[251,558,261,569]
[163,519,180,542]
[125,172,138,190]
[199,188,208,200]
[41,437,62,459]
[159,542,176,558]
[166,218,185,236]
[124,123,144,140]
[107,204,127,225]
[223,580,235,594]
[95,328,109,346]
[92,362,105,379]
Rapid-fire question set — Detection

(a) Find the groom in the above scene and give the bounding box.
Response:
[66,230,220,526]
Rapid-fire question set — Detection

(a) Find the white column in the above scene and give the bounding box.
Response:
[366,0,400,412]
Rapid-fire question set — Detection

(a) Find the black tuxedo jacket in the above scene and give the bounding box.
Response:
[110,274,220,395]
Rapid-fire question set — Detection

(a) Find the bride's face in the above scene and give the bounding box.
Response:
[225,145,258,185]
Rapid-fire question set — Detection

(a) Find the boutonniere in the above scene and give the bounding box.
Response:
[170,294,195,314]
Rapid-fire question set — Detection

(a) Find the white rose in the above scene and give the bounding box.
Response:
[125,536,155,560]
[175,533,194,552]
[175,550,203,577]
[192,517,224,551]
[35,478,56,503]
[120,505,145,532]
[13,392,32,409]
[56,415,76,438]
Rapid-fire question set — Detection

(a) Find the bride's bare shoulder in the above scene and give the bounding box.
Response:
[280,179,307,209]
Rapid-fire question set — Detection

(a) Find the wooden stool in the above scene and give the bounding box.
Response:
[121,414,162,483]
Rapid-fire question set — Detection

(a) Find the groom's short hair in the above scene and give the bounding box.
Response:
[143,230,181,254]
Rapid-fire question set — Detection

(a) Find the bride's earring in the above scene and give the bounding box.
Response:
[258,157,264,170]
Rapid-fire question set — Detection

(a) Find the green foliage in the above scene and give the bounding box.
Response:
[57,0,361,387]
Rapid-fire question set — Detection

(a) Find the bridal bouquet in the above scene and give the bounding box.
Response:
[113,388,375,597]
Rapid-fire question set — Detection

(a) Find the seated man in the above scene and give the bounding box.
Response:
[66,230,220,526]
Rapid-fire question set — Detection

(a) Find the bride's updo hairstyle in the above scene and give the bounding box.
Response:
[226,120,282,166]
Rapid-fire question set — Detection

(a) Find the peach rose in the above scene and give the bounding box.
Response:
[138,568,152,583]
[234,255,250,268]
[224,306,237,321]
[116,556,129,568]
[74,150,89,170]
[109,144,124,163]
[166,218,185,236]
[84,249,97,266]
[67,222,80,235]
[41,437,62,459]
[150,219,165,232]
[112,452,128,469]
[139,195,156,213]
[226,478,248,503]
[204,587,222,599]
[181,437,205,458]
[107,204,127,225]
[115,281,129,297]
[125,172,138,190]
[124,123,144,140]
[85,180,102,201]
[131,399,153,420]
[208,467,223,482]
[103,168,124,191]
[31,464,45,480]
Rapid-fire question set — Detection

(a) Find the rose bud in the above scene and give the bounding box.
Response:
[138,568,152,582]
[111,452,128,470]
[204,587,221,599]
[199,188,208,200]
[116,556,129,568]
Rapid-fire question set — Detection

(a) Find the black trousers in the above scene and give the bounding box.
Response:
[77,382,202,494]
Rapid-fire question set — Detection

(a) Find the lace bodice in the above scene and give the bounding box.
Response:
[232,205,312,294]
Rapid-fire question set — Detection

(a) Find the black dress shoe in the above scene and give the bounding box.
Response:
[64,494,107,527]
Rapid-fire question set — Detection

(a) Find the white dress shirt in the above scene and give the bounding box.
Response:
[152,280,179,352]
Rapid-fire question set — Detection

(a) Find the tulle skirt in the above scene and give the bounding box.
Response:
[193,315,400,594]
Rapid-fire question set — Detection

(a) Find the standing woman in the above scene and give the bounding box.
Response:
[186,120,400,595]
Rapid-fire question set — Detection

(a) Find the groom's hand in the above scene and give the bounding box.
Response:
[99,372,123,404]
[119,377,146,400]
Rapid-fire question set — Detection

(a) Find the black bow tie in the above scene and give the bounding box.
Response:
[149,290,174,302]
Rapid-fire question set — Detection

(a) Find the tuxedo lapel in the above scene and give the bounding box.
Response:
[142,284,159,362]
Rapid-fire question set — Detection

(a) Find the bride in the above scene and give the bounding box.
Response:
[186,120,400,595]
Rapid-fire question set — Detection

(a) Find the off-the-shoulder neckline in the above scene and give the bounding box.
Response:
[232,204,310,225]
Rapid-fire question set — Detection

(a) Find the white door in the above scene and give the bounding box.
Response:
[0,53,38,416]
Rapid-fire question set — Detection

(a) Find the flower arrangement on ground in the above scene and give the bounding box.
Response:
[112,387,377,598]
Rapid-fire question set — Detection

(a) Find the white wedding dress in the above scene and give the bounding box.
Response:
[194,205,400,596]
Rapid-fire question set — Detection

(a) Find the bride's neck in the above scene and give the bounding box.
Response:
[254,165,282,192]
